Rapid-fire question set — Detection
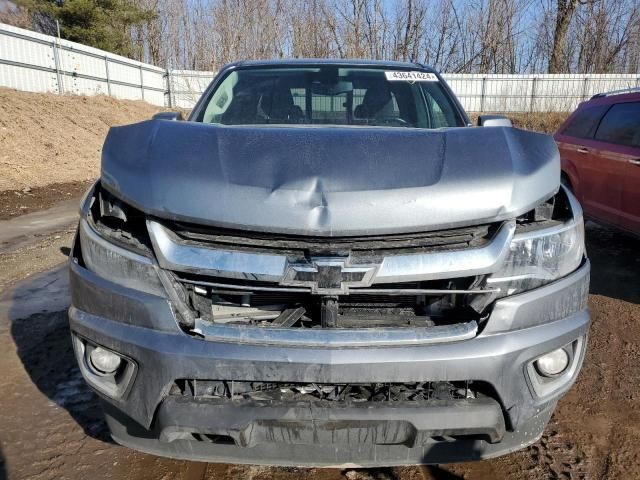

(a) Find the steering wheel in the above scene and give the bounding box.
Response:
[376,116,409,126]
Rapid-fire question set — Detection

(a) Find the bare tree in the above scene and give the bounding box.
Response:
[622,4,640,72]
[574,0,640,73]
[8,0,640,74]
[289,0,338,58]
[390,0,427,62]
[548,0,583,73]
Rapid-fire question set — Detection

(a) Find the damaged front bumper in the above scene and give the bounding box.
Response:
[68,239,590,466]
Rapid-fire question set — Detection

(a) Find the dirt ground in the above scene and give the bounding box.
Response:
[0,88,166,193]
[0,181,91,220]
[0,216,638,480]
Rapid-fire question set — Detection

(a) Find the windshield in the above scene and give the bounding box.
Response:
[197,66,466,129]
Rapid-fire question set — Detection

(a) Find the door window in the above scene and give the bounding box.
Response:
[562,104,609,139]
[594,102,640,148]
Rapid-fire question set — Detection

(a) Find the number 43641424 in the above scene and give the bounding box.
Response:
[384,71,439,82]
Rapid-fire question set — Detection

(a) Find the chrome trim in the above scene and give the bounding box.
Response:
[348,287,500,295]
[562,184,583,223]
[148,220,516,285]
[177,277,309,293]
[280,257,379,294]
[374,221,516,283]
[193,318,478,347]
[176,276,500,295]
[148,221,288,281]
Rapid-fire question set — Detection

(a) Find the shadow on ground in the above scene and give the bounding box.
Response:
[6,266,112,443]
[339,465,465,479]
[0,444,6,480]
[421,465,464,479]
[585,222,640,304]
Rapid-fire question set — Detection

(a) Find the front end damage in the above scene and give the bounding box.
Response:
[68,121,590,466]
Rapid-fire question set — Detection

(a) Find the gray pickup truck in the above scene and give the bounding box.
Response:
[68,59,590,467]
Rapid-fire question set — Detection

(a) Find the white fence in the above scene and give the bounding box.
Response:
[0,23,167,106]
[2,23,640,112]
[167,69,216,109]
[443,73,640,112]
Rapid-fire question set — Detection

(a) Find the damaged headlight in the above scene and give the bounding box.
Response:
[487,187,585,296]
[77,182,164,295]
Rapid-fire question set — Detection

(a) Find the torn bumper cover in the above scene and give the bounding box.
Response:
[68,247,589,466]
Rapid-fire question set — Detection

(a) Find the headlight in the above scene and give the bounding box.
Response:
[77,183,164,296]
[486,187,585,296]
[79,218,164,295]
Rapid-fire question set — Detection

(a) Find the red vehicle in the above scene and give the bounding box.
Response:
[554,89,640,235]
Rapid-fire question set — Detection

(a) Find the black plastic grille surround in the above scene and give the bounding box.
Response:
[167,220,497,258]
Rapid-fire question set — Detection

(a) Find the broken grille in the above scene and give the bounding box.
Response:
[177,274,487,329]
[171,380,478,403]
[153,221,507,331]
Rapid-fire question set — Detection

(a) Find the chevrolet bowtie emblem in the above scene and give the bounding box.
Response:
[280,258,379,294]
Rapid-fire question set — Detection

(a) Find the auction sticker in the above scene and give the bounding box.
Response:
[385,71,438,82]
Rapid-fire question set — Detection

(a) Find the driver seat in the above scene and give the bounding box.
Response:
[354,85,395,120]
[260,83,304,123]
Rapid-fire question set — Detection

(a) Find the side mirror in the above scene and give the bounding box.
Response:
[478,115,512,127]
[153,111,184,121]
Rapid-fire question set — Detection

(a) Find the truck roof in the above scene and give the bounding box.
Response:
[221,58,438,72]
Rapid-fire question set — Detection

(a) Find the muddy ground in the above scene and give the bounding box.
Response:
[0,212,638,480]
[0,182,91,220]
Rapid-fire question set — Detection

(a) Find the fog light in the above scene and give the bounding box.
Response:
[535,348,569,377]
[89,347,122,374]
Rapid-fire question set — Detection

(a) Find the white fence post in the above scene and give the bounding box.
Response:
[581,76,590,101]
[166,68,173,108]
[104,56,112,96]
[139,64,145,100]
[530,76,537,113]
[52,38,63,94]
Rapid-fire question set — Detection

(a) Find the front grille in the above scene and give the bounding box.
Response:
[156,221,503,331]
[168,220,496,258]
[177,272,483,328]
[171,379,479,403]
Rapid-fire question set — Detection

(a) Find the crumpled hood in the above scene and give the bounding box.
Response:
[101,120,559,236]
